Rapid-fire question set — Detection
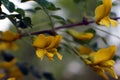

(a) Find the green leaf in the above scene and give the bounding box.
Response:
[21,0,32,2]
[35,0,49,7]
[57,21,67,25]
[23,17,32,28]
[8,14,22,19]
[17,17,32,29]
[34,7,41,11]
[0,14,6,19]
[113,55,120,61]
[51,15,67,24]
[97,0,102,5]
[15,8,25,17]
[84,28,96,35]
[35,0,60,11]
[1,0,15,12]
[46,2,60,11]
[7,2,15,12]
[1,0,8,5]
[17,20,27,28]
[51,15,65,21]
[7,15,17,26]
[90,42,98,51]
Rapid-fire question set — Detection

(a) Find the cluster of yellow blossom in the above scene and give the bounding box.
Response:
[95,0,118,27]
[78,45,118,80]
[33,34,63,60]
[0,31,20,51]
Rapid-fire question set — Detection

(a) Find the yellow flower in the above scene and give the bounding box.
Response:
[79,46,93,55]
[0,31,20,51]
[7,77,16,80]
[95,0,118,27]
[78,45,118,80]
[89,46,116,64]
[0,58,23,80]
[33,34,63,60]
[0,73,5,79]
[67,29,94,41]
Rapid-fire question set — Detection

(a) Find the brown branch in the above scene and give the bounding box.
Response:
[23,17,120,36]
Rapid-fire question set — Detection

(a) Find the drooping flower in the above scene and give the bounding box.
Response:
[78,45,118,80]
[0,30,20,51]
[33,34,63,60]
[95,0,118,27]
[67,29,94,41]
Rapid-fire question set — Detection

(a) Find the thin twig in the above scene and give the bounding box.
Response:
[94,27,120,39]
[23,17,120,40]
[42,7,56,35]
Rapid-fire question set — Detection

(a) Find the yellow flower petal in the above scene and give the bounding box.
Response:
[56,52,62,60]
[79,46,93,55]
[95,0,117,27]
[11,43,18,51]
[92,65,109,80]
[0,42,10,50]
[33,34,62,60]
[77,33,93,41]
[0,58,17,69]
[99,60,115,67]
[46,52,54,58]
[47,49,63,60]
[1,30,20,41]
[46,35,62,49]
[95,5,105,22]
[47,57,54,60]
[110,19,118,27]
[67,29,93,41]
[33,34,48,48]
[9,66,23,80]
[89,45,116,64]
[0,42,18,51]
[54,35,62,48]
[0,73,5,78]
[99,16,111,28]
[95,69,109,80]
[7,77,16,80]
[103,0,112,16]
[104,67,118,79]
[36,49,46,60]
[46,36,55,49]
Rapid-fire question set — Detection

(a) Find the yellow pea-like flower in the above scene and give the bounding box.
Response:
[67,29,94,41]
[78,45,118,80]
[0,30,20,51]
[33,34,63,60]
[89,45,116,64]
[95,0,118,27]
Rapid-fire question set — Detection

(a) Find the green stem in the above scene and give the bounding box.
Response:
[42,7,56,35]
